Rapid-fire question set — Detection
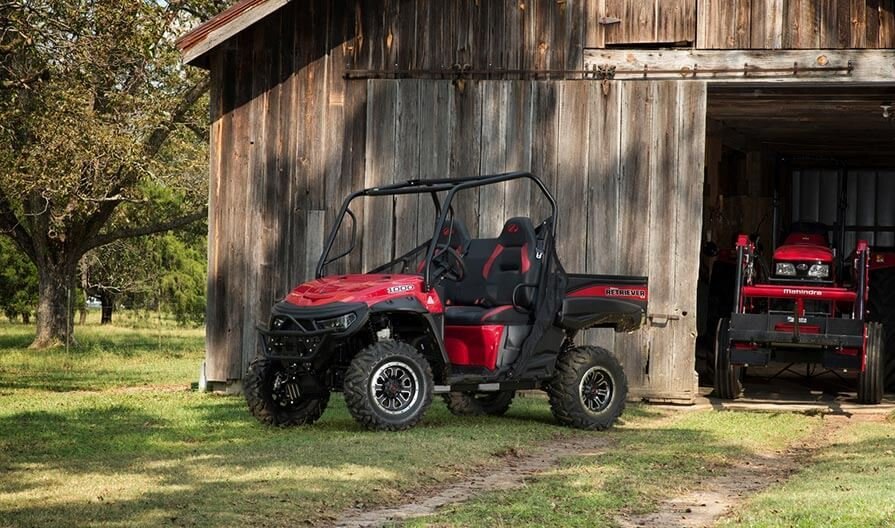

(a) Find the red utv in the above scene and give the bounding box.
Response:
[715,222,884,404]
[245,172,649,431]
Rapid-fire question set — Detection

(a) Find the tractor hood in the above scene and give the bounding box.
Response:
[774,233,834,263]
[283,274,443,312]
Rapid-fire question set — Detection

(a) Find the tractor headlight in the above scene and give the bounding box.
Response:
[775,262,796,277]
[271,316,287,329]
[808,263,830,278]
[318,313,356,331]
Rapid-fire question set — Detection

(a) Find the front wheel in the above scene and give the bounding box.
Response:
[244,356,330,426]
[344,340,434,431]
[858,322,884,404]
[713,318,743,400]
[548,346,627,430]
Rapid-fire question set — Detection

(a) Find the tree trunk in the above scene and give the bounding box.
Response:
[31,263,77,348]
[78,304,87,325]
[22,312,30,324]
[100,291,113,324]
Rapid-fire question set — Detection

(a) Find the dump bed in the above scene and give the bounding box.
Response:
[559,274,648,333]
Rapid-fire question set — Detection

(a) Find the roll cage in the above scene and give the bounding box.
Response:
[315,171,559,292]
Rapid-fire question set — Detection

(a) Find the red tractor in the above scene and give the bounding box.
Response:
[246,172,649,431]
[715,223,884,404]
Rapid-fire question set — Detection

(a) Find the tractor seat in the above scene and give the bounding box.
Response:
[442,217,540,326]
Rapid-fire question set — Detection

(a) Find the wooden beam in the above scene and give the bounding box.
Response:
[584,49,895,83]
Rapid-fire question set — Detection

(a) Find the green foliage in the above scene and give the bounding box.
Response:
[0,237,37,321]
[83,227,207,326]
[156,233,207,325]
[0,0,226,344]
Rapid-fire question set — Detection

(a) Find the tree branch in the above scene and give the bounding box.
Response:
[144,76,210,157]
[85,209,207,252]
[0,186,35,261]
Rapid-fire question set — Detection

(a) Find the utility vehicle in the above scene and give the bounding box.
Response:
[246,172,649,431]
[715,223,884,404]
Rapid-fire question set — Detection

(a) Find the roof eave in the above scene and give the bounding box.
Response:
[176,0,291,68]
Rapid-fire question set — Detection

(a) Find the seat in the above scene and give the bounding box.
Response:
[415,217,472,273]
[443,305,531,325]
[442,218,541,326]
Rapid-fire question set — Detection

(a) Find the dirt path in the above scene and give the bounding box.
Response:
[331,433,616,528]
[615,414,870,528]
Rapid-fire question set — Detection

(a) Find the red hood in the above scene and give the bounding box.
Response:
[774,243,834,262]
[284,274,443,313]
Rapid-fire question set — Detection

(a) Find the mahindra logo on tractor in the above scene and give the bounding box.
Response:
[606,287,647,300]
[506,224,519,233]
[782,288,822,296]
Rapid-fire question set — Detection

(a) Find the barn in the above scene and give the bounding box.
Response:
[178,0,895,403]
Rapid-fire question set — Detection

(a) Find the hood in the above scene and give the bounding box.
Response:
[284,274,443,312]
[774,232,834,263]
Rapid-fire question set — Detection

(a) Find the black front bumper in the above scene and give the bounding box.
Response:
[728,313,864,368]
[258,301,369,360]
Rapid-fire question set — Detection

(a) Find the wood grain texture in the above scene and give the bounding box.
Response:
[584,48,895,83]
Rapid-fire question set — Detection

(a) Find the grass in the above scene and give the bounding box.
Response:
[403,411,823,528]
[0,316,204,392]
[718,419,895,528]
[2,316,892,528]
[0,317,650,527]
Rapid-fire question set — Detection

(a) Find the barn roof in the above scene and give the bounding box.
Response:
[176,0,289,67]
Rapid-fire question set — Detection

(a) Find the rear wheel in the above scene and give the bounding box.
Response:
[344,340,434,431]
[713,318,743,400]
[548,346,627,430]
[868,268,895,391]
[444,390,515,416]
[858,322,884,405]
[244,356,330,426]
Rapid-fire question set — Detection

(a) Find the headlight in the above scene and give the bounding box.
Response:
[808,263,830,278]
[775,262,796,276]
[318,313,356,331]
[271,316,287,329]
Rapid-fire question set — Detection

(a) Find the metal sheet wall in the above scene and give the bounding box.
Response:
[791,169,895,250]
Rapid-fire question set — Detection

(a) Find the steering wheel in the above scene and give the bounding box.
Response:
[430,244,466,282]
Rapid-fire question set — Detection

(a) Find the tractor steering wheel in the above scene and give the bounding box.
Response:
[430,244,466,283]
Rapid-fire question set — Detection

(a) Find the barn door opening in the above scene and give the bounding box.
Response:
[701,84,895,399]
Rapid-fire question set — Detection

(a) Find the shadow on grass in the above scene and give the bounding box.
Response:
[0,393,628,527]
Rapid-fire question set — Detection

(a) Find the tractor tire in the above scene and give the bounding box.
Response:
[547,346,627,430]
[868,268,895,392]
[858,322,884,405]
[244,356,330,427]
[444,390,516,416]
[344,340,434,431]
[713,318,743,400]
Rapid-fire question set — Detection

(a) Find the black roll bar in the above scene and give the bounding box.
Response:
[314,171,559,291]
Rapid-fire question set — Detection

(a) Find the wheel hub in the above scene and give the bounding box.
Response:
[579,366,613,414]
[372,361,419,415]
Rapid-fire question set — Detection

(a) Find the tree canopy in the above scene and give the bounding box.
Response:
[0,0,225,346]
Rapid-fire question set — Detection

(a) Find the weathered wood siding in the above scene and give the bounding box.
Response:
[698,0,895,48]
[202,0,889,399]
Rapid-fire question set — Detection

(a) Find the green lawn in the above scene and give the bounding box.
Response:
[0,319,634,527]
[403,411,822,528]
[2,318,893,528]
[718,418,895,528]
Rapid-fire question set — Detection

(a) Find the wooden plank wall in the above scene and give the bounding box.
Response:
[698,0,895,48]
[334,78,707,402]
